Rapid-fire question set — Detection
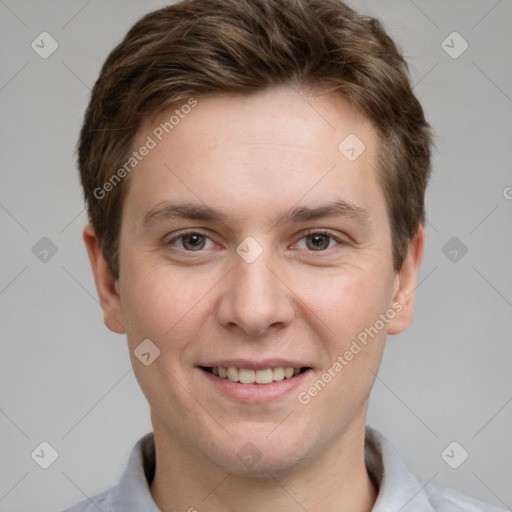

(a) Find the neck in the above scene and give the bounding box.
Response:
[150,416,378,512]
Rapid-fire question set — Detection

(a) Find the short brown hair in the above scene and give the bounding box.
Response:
[78,0,433,280]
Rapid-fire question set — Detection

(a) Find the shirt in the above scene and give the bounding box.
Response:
[62,425,506,512]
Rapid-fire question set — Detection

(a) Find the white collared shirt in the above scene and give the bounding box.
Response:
[62,425,506,511]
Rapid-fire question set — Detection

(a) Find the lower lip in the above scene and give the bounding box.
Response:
[199,368,311,404]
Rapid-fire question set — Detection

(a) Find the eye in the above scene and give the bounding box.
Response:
[168,231,215,251]
[296,231,342,252]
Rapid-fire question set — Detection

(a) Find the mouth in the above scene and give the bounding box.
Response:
[200,366,311,385]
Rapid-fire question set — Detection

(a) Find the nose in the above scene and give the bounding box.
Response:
[215,245,295,337]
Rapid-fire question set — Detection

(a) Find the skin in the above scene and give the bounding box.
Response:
[84,86,424,512]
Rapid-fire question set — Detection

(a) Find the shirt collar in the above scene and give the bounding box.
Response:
[108,426,436,511]
[108,431,159,511]
[364,425,436,511]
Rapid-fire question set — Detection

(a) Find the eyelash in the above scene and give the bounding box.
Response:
[166,229,345,254]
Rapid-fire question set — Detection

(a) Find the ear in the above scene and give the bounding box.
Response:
[387,225,425,335]
[82,223,125,334]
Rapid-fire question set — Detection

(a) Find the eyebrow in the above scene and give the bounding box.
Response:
[141,199,372,229]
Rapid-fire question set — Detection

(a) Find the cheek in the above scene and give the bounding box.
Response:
[122,267,213,403]
[297,269,391,412]
[120,259,216,350]
[294,262,394,340]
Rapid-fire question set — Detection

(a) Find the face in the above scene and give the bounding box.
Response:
[85,86,423,478]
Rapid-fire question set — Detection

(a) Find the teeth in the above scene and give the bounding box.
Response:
[256,369,273,384]
[210,366,304,384]
[273,367,285,381]
[284,367,294,378]
[239,368,255,383]
[227,367,239,381]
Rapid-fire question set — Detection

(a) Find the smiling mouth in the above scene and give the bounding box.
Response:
[200,366,311,385]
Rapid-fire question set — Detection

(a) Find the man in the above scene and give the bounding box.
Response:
[64,0,505,510]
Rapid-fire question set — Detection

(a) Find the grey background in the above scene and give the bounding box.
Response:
[0,1,511,511]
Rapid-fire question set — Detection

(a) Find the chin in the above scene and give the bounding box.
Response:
[210,436,312,479]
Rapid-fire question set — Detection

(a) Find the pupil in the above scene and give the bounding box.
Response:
[308,234,329,251]
[184,234,204,250]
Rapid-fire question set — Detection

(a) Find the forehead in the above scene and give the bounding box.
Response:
[124,87,384,228]
[142,87,376,155]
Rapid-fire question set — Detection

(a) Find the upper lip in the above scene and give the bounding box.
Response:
[199,359,311,370]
